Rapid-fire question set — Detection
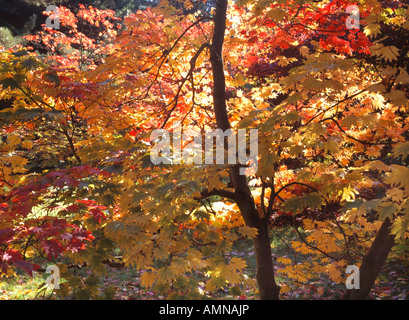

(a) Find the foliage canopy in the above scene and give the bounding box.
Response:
[1,0,409,300]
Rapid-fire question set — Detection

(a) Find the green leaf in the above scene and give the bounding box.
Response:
[193,209,211,220]
[229,285,243,297]
[378,202,399,220]
[104,164,123,174]
[45,71,60,85]
[21,57,39,70]
[74,289,92,300]
[12,50,28,57]
[282,197,303,213]
[103,285,117,299]
[61,272,82,287]
[44,110,64,121]
[283,192,324,213]
[302,192,324,209]
[12,108,43,121]
[88,255,107,275]
[85,276,100,287]
[0,78,19,90]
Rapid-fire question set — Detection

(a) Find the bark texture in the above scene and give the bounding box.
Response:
[343,218,396,300]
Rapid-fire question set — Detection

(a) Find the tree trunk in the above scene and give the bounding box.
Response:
[209,0,280,300]
[343,218,396,300]
[209,0,230,133]
[235,191,280,300]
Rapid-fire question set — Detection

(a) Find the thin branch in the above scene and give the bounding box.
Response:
[321,117,385,146]
[293,216,340,262]
[137,16,213,100]
[199,187,239,202]
[333,218,352,262]
[160,43,211,128]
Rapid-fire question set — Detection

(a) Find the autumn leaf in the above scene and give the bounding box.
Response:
[238,226,258,238]
[2,0,409,301]
[140,271,157,288]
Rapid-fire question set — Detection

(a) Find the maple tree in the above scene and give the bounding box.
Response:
[1,0,409,300]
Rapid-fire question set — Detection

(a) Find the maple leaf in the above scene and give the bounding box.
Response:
[364,24,381,38]
[377,202,399,221]
[276,257,292,265]
[140,271,157,288]
[384,165,409,188]
[238,226,258,238]
[393,141,409,158]
[41,239,64,259]
[229,257,247,271]
[2,0,409,301]
[283,193,324,213]
[371,44,400,62]
[391,216,409,239]
[157,265,179,284]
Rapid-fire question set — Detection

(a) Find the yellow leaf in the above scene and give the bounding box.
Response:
[266,8,288,22]
[7,135,20,147]
[277,257,292,265]
[391,216,409,239]
[157,265,178,284]
[140,271,157,288]
[326,263,342,283]
[153,246,169,260]
[232,73,246,86]
[21,140,33,149]
[8,155,28,173]
[364,24,381,38]
[229,257,247,271]
[219,264,241,284]
[238,226,259,239]
[205,276,226,293]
